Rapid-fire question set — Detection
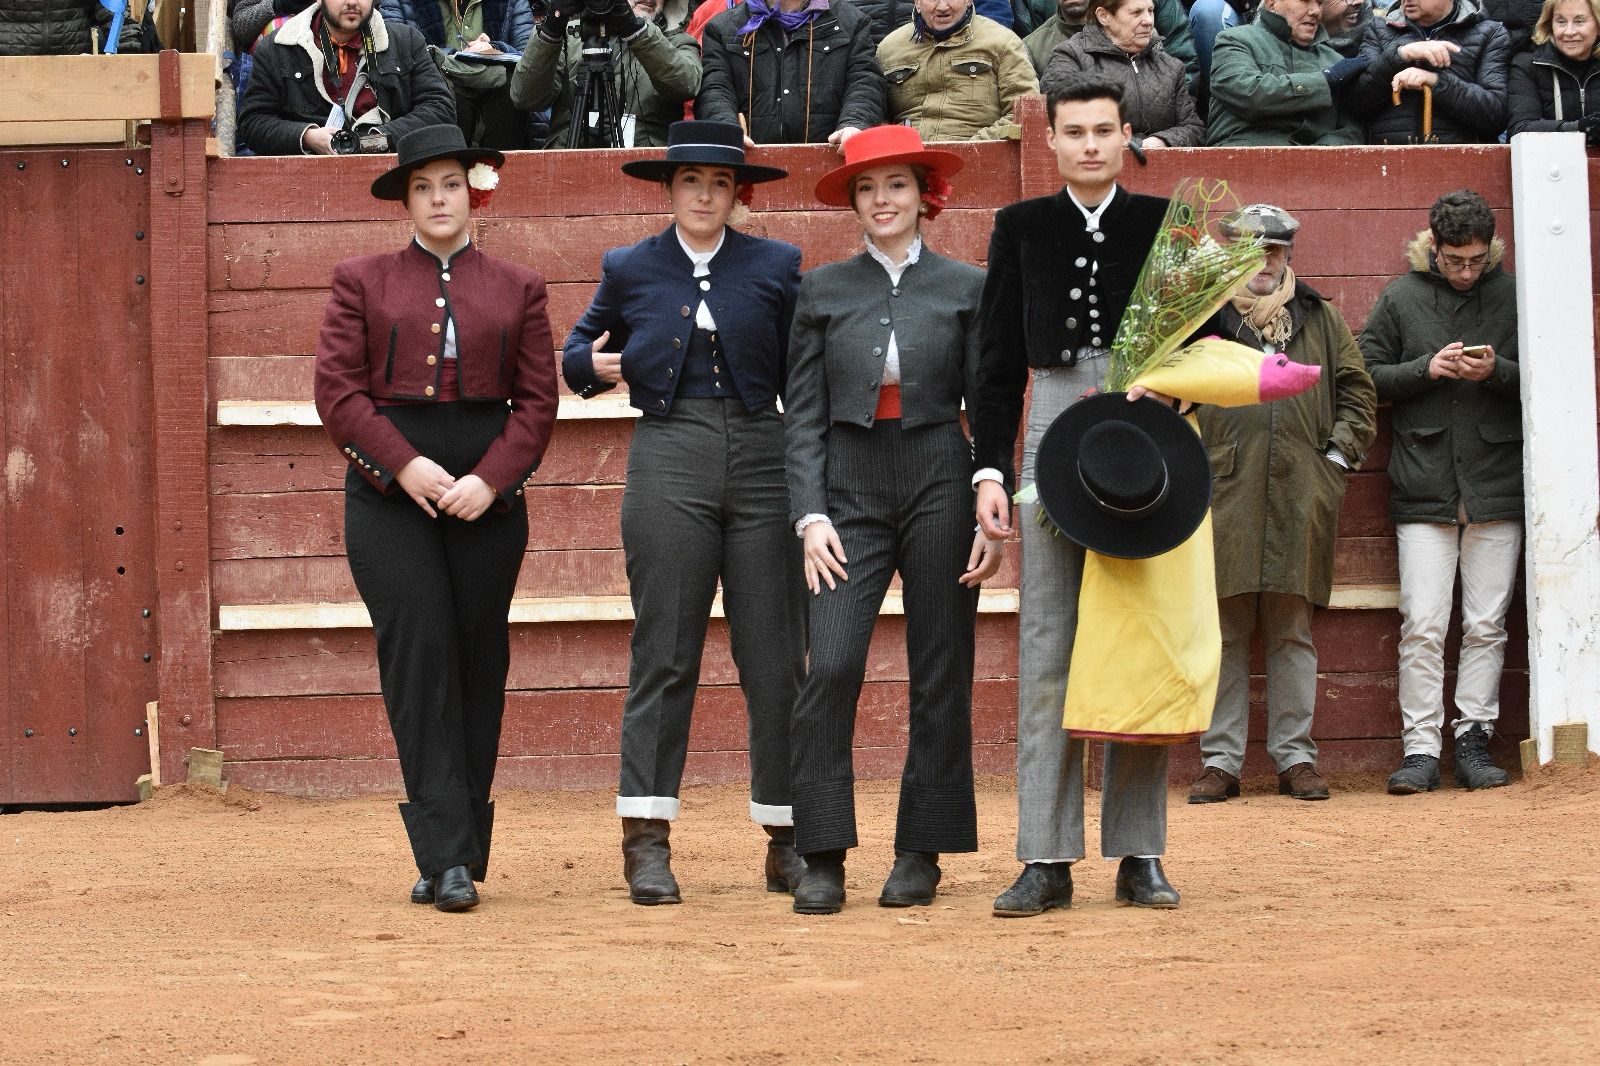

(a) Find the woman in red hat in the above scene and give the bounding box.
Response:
[314,124,560,913]
[784,125,1005,914]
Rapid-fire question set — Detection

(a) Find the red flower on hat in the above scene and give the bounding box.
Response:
[921,171,952,220]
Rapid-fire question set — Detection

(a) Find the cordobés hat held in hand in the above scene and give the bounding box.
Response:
[1033,393,1212,559]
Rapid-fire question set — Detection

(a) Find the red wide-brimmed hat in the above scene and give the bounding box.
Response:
[813,125,964,209]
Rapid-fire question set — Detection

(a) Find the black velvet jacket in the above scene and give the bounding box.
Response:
[970,185,1169,488]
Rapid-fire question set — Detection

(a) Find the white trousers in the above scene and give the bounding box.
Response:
[1394,521,1522,757]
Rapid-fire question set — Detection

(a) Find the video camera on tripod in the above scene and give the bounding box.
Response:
[540,0,647,148]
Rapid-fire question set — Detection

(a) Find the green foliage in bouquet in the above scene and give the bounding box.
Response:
[1105,178,1266,393]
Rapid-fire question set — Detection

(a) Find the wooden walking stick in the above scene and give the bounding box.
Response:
[1391,84,1436,143]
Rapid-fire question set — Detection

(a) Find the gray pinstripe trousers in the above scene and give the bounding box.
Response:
[615,400,806,823]
[1015,367,1169,862]
[790,420,980,855]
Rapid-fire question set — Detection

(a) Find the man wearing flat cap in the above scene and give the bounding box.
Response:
[1187,204,1376,804]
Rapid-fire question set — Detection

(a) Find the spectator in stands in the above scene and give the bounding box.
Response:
[561,121,808,905]
[237,0,456,155]
[510,0,701,147]
[856,0,1015,45]
[1347,0,1510,143]
[696,0,885,146]
[0,0,143,53]
[879,0,1039,140]
[1187,204,1376,806]
[314,125,559,912]
[1507,0,1600,136]
[232,0,298,49]
[1487,0,1546,54]
[378,0,535,150]
[1025,0,1199,79]
[1206,0,1365,144]
[1023,0,1092,73]
[1188,0,1259,79]
[1322,0,1376,57]
[1042,0,1205,146]
[1360,190,1520,796]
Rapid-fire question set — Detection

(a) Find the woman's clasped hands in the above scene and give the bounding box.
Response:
[396,455,496,521]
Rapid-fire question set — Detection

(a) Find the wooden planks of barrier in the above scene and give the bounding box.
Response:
[197,131,1543,795]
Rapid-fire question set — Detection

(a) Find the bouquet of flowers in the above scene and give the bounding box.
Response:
[1104,178,1265,392]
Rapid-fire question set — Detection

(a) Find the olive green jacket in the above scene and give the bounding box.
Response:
[878,13,1038,141]
[1206,7,1363,146]
[1360,231,1523,524]
[1199,284,1377,605]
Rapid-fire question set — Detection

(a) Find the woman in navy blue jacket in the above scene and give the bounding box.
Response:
[563,120,808,906]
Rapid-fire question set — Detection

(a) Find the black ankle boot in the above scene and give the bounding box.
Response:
[434,865,479,912]
[1114,857,1179,908]
[793,850,846,914]
[763,825,806,893]
[621,818,681,905]
[879,851,941,907]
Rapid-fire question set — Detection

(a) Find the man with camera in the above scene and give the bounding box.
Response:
[237,0,456,155]
[509,0,701,148]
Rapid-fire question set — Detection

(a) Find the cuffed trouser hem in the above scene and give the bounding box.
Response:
[749,801,793,826]
[793,778,857,854]
[894,782,978,854]
[1452,719,1496,740]
[617,795,680,820]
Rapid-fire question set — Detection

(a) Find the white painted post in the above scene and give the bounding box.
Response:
[1510,132,1600,761]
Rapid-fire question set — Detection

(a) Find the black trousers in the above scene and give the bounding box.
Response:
[791,420,979,856]
[616,399,806,823]
[344,402,529,881]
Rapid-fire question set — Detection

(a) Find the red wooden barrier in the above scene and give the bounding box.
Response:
[9,96,1590,803]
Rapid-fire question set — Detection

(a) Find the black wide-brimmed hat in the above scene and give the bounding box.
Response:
[620,120,788,185]
[371,124,505,201]
[1034,393,1212,559]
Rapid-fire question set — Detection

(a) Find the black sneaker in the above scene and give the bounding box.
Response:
[1453,724,1510,790]
[1387,754,1440,795]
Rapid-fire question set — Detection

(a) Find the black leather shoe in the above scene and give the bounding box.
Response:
[793,851,846,915]
[433,865,480,912]
[410,875,434,905]
[992,862,1073,917]
[1114,857,1179,909]
[879,851,941,907]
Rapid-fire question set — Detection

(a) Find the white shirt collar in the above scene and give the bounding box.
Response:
[675,225,726,275]
[864,234,922,275]
[1065,183,1119,232]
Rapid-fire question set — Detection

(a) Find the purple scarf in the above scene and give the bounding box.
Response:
[738,0,829,36]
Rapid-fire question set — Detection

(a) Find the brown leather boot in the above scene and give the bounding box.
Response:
[621,818,681,905]
[763,826,806,893]
[1187,766,1240,804]
[1278,762,1330,800]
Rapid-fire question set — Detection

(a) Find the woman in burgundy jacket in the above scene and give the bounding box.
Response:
[313,124,559,913]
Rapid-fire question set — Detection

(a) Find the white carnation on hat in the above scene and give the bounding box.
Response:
[467,162,500,191]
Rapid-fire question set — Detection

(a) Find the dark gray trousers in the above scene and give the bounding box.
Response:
[791,420,979,855]
[616,400,806,824]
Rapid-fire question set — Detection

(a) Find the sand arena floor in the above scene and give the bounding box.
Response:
[3,765,1598,1065]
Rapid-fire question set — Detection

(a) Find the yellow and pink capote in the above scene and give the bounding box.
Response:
[1062,339,1323,744]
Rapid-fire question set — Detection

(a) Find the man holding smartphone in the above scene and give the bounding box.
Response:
[1360,189,1521,794]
